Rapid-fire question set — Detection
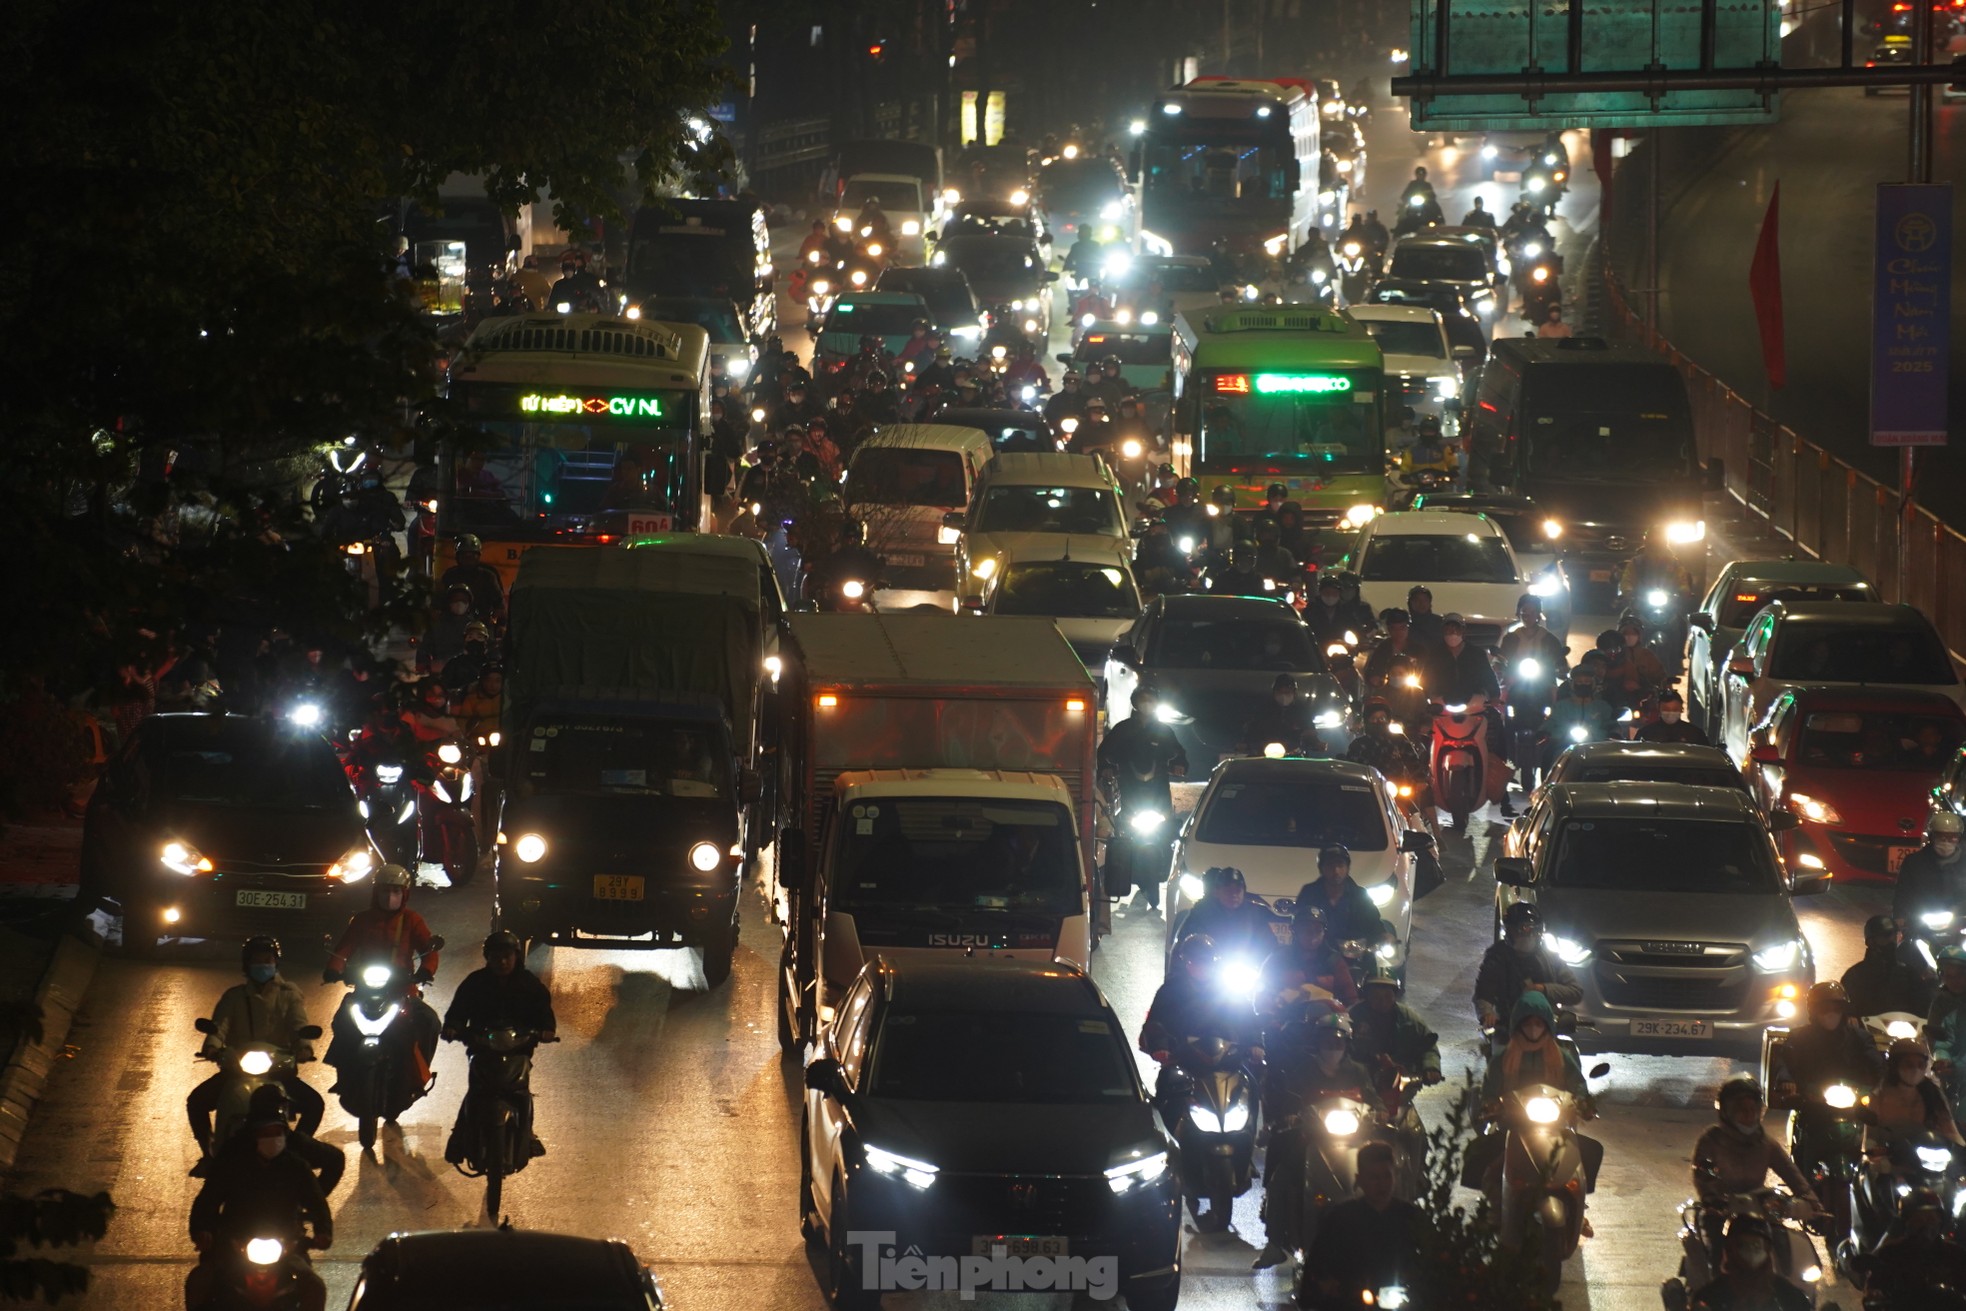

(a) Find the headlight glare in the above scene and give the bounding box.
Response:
[689,841,721,872]
[162,841,214,876]
[865,1143,939,1189]
[513,833,549,864]
[1543,933,1592,966]
[1752,938,1805,972]
[1524,1096,1562,1124]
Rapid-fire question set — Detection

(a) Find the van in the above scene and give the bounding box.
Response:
[949,451,1130,605]
[1466,336,1710,602]
[624,199,776,344]
[841,424,997,611]
[836,173,932,261]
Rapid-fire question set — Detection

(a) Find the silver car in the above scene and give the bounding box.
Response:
[1494,782,1819,1057]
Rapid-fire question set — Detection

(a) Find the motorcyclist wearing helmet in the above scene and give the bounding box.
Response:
[1139,933,1263,1102]
[1497,595,1566,676]
[805,518,884,609]
[1042,370,1087,423]
[1251,1011,1380,1269]
[438,621,495,697]
[1686,1215,1809,1311]
[185,1094,335,1311]
[1473,901,1584,1031]
[1467,990,1600,1207]
[1085,354,1129,409]
[1160,477,1209,548]
[1098,684,1189,821]
[1420,614,1500,707]
[1238,673,1326,758]
[1617,530,1694,618]
[1399,166,1439,213]
[441,930,557,1165]
[1304,575,1349,647]
[854,197,893,246]
[1347,697,1427,788]
[896,318,937,368]
[1690,1076,1819,1253]
[1929,948,1966,1119]
[1198,483,1240,563]
[1637,688,1711,745]
[1769,980,1885,1179]
[1893,810,1966,941]
[439,534,505,625]
[1461,195,1496,229]
[1841,913,1937,1019]
[547,249,606,313]
[1248,515,1300,580]
[1204,539,1271,599]
[1545,664,1618,762]
[214,1083,344,1196]
[1262,482,1289,518]
[187,936,324,1163]
[1003,338,1048,393]
[1352,966,1442,1087]
[1260,902,1359,1014]
[322,865,441,1089]
[1132,518,1193,596]
[1331,571,1377,637]
[1603,614,1668,710]
[1299,849,1383,952]
[1176,867,1280,962]
[856,368,901,425]
[1866,1035,1962,1146]
[1405,585,1444,651]
[1857,1183,1966,1300]
[1362,609,1422,693]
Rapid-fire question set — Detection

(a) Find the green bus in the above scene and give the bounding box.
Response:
[1170,305,1389,546]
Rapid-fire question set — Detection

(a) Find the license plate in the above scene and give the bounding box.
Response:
[593,875,645,901]
[971,1236,1068,1258]
[626,513,672,535]
[1588,569,1613,583]
[1269,920,1294,945]
[889,553,926,568]
[235,890,306,910]
[1889,845,1917,873]
[1631,1016,1712,1039]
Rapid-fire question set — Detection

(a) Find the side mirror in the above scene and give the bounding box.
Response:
[804,1056,847,1097]
[739,768,764,804]
[298,1024,324,1042]
[1399,830,1435,853]
[194,1017,217,1035]
[1452,344,1476,358]
[1748,743,1780,765]
[1706,458,1726,491]
[1768,808,1799,832]
[1056,352,1074,364]
[1727,656,1756,679]
[1130,518,1153,539]
[1494,856,1534,887]
[1688,612,1714,634]
[942,511,966,530]
[1791,868,1831,896]
[1109,643,1139,667]
[1045,270,1060,282]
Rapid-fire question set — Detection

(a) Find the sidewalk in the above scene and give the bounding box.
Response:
[0,814,97,1176]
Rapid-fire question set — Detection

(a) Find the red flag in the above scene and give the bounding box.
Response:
[1748,183,1785,389]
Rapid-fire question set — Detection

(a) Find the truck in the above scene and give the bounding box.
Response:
[495,545,776,983]
[770,613,1099,1052]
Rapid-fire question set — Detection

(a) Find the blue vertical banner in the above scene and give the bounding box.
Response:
[1870,183,1952,447]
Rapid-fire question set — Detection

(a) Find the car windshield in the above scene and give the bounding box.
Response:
[644,301,744,341]
[1367,285,1459,315]
[869,1009,1138,1103]
[1768,626,1958,685]
[1194,775,1389,849]
[1387,244,1489,281]
[519,719,727,798]
[974,485,1123,535]
[829,798,1080,915]
[1135,261,1219,292]
[1361,533,1517,584]
[941,240,1040,279]
[1359,319,1447,359]
[1149,616,1316,670]
[1718,584,1871,629]
[1521,367,1695,480]
[1078,332,1169,365]
[1039,161,1125,208]
[1547,817,1781,893]
[843,179,921,210]
[1564,764,1748,793]
[1794,710,1964,770]
[829,301,924,335]
[845,447,968,507]
[876,274,976,330]
[994,562,1141,619]
[150,730,353,810]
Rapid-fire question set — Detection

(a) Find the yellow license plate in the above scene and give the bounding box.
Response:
[592,875,645,901]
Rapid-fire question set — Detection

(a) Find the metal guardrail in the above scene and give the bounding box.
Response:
[1598,256,1966,663]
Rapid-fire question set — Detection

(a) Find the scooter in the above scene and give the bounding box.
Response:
[1502,655,1563,797]
[1167,1032,1262,1231]
[1431,702,1490,830]
[1100,773,1174,906]
[1663,1185,1829,1310]
[448,1026,558,1218]
[355,755,419,866]
[1295,1090,1401,1252]
[1337,240,1375,304]
[206,1233,319,1311]
[1849,1130,1961,1270]
[323,934,444,1149]
[418,740,479,887]
[1488,1070,1607,1294]
[1393,191,1444,236]
[190,1018,322,1159]
[1764,1060,1867,1248]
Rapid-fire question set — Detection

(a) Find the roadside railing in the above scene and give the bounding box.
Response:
[1598,254,1966,663]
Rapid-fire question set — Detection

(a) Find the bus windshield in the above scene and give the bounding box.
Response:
[1144,137,1293,211]
[1197,373,1379,473]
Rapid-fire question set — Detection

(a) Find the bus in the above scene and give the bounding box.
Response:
[1170,304,1389,547]
[1138,77,1320,260]
[437,313,713,589]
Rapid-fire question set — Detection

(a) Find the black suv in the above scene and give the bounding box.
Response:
[801,956,1180,1311]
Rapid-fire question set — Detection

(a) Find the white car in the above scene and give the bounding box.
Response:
[1349,509,1533,650]
[950,452,1131,607]
[1346,304,1463,434]
[1166,757,1429,975]
[969,535,1144,676]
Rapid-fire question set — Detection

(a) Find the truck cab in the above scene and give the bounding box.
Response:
[813,769,1092,1026]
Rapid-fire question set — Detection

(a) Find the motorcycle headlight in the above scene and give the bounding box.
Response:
[1128,809,1165,835]
[513,833,549,864]
[1219,957,1263,1001]
[1752,938,1805,972]
[1517,658,1543,680]
[865,1143,939,1189]
[1188,1105,1223,1134]
[1178,872,1206,904]
[1322,1108,1361,1137]
[1924,911,1957,930]
[1887,1019,1920,1040]
[360,964,394,990]
[850,270,868,287]
[437,743,463,765]
[1377,1288,1410,1311]
[1122,438,1144,459]
[1568,725,1588,742]
[238,1049,275,1076]
[811,279,830,296]
[1221,1099,1252,1133]
[288,702,323,728]
[1368,883,1395,907]
[161,840,214,876]
[1482,144,1500,159]
[1664,519,1706,544]
[1155,703,1181,724]
[900,220,920,236]
[1646,589,1670,609]
[1529,576,1561,598]
[1543,933,1592,966]
[1823,1084,1858,1109]
[1527,176,1547,193]
[1010,189,1029,206]
[1264,741,1287,758]
[835,216,853,232]
[1176,536,1196,554]
[375,763,404,785]
[689,841,722,872]
[1101,200,1124,221]
[840,577,868,600]
[1919,1145,1954,1172]
[1408,195,1425,208]
[970,558,997,582]
[1524,1096,1562,1125]
[1023,319,1039,334]
[1315,709,1343,729]
[328,847,376,882]
[245,1237,284,1267]
[1105,1151,1169,1194]
[724,357,750,380]
[1312,269,1328,284]
[1344,504,1378,527]
[1434,376,1460,398]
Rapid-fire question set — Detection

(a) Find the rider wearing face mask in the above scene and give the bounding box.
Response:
[1687,1215,1808,1311]
[1691,1076,1819,1255]
[1473,901,1585,1031]
[1545,667,1618,763]
[1466,990,1601,1216]
[1603,616,1668,709]
[1840,914,1937,1019]
[322,865,442,1101]
[187,936,324,1167]
[1637,688,1711,744]
[1420,614,1500,707]
[1238,674,1325,758]
[1769,981,1886,1179]
[1893,811,1966,939]
[1861,1185,1966,1299]
[186,1100,334,1311]
[1252,1012,1379,1269]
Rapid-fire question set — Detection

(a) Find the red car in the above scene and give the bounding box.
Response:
[1747,686,1966,882]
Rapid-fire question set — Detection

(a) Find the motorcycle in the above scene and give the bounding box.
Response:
[1764,1038,1869,1245]
[354,754,419,866]
[1623,587,1690,678]
[1485,1068,1608,1293]
[1337,239,1375,304]
[1292,1088,1402,1253]
[1393,191,1444,237]
[418,740,480,887]
[1523,258,1564,325]
[1167,1031,1262,1231]
[323,934,444,1149]
[1522,151,1569,218]
[1664,1185,1828,1310]
[206,1233,319,1311]
[1501,655,1563,798]
[1431,702,1491,830]
[448,1026,558,1218]
[1099,773,1174,904]
[1850,1130,1962,1270]
[190,1018,322,1157]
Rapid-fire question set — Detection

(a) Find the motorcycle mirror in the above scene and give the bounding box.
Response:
[298,1024,324,1042]
[194,1017,218,1034]
[1587,1062,1611,1079]
[1056,352,1074,364]
[426,935,447,952]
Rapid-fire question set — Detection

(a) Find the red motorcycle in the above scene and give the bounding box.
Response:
[1430,701,1493,831]
[416,739,480,888]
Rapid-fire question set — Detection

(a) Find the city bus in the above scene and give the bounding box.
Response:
[1138,77,1320,259]
[1170,304,1389,548]
[437,313,713,589]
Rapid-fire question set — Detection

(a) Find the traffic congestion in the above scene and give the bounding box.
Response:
[6,5,1966,1311]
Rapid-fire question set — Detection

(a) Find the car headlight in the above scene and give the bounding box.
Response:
[161,840,214,876]
[1101,200,1124,221]
[1543,933,1592,966]
[864,1143,939,1189]
[1753,938,1805,972]
[1823,1083,1858,1109]
[1322,1108,1361,1137]
[245,1237,284,1267]
[1528,576,1561,598]
[1664,519,1706,544]
[1434,376,1459,398]
[689,841,722,872]
[513,833,549,864]
[328,847,376,882]
[1482,144,1500,159]
[1787,792,1842,825]
[1128,809,1165,835]
[901,220,921,236]
[971,557,997,581]
[1010,189,1030,206]
[1368,883,1395,907]
[1122,438,1144,459]
[1924,911,1957,930]
[1105,1151,1169,1194]
[1524,1096,1561,1124]
[360,964,394,990]
[1179,872,1206,904]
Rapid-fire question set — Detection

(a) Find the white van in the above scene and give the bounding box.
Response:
[842,424,996,611]
[836,173,934,262]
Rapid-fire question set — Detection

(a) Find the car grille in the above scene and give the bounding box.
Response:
[1396,375,1437,407]
[935,1174,1107,1235]
[1827,833,1909,876]
[883,557,957,592]
[209,859,332,883]
[1594,939,1750,1012]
